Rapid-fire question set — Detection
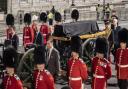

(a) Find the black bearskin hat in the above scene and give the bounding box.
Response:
[40,12,47,22]
[71,9,79,21]
[95,37,108,55]
[3,47,17,68]
[71,36,82,54]
[118,28,128,43]
[55,12,62,22]
[34,46,46,64]
[24,13,31,25]
[6,14,14,26]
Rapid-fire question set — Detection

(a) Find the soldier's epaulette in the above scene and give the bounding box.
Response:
[14,74,20,80]
[45,70,51,75]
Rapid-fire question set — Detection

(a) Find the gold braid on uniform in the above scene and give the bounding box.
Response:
[35,71,40,89]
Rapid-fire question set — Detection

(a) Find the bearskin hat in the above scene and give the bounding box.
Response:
[55,12,62,22]
[40,12,47,22]
[71,9,79,21]
[3,47,17,68]
[34,46,45,64]
[118,28,128,43]
[24,13,31,25]
[95,37,108,55]
[6,14,14,26]
[71,36,82,54]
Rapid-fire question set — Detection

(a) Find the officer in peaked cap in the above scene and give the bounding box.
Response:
[71,9,79,22]
[2,47,23,89]
[33,46,55,89]
[115,28,128,89]
[6,14,15,39]
[23,13,34,51]
[91,37,112,89]
[39,12,49,45]
[67,36,88,89]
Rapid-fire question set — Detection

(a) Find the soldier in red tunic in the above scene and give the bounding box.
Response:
[67,36,88,89]
[33,46,55,89]
[91,37,112,89]
[115,28,128,89]
[40,12,49,45]
[2,47,23,89]
[6,14,15,40]
[23,13,33,51]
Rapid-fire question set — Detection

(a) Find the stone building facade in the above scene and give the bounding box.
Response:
[7,0,125,16]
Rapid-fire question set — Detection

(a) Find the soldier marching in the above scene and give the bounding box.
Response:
[1,7,128,89]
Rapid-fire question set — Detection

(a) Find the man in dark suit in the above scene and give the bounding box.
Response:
[33,26,43,46]
[9,26,19,50]
[5,26,19,50]
[109,18,121,56]
[46,39,60,80]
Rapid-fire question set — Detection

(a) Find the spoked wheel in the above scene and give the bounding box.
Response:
[17,48,34,87]
[82,38,96,84]
[82,38,96,66]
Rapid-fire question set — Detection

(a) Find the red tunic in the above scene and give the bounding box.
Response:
[67,58,88,89]
[23,26,33,47]
[33,69,55,89]
[40,24,49,45]
[2,74,23,89]
[92,57,112,89]
[115,48,128,79]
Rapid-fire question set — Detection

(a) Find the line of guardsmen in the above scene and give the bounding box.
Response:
[0,9,128,89]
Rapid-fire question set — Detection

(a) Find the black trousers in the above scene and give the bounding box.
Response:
[49,19,53,25]
[118,79,128,89]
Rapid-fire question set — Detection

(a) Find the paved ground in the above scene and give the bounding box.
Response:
[0,21,127,89]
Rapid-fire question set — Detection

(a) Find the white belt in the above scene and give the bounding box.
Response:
[69,77,81,81]
[93,74,105,78]
[118,64,128,68]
